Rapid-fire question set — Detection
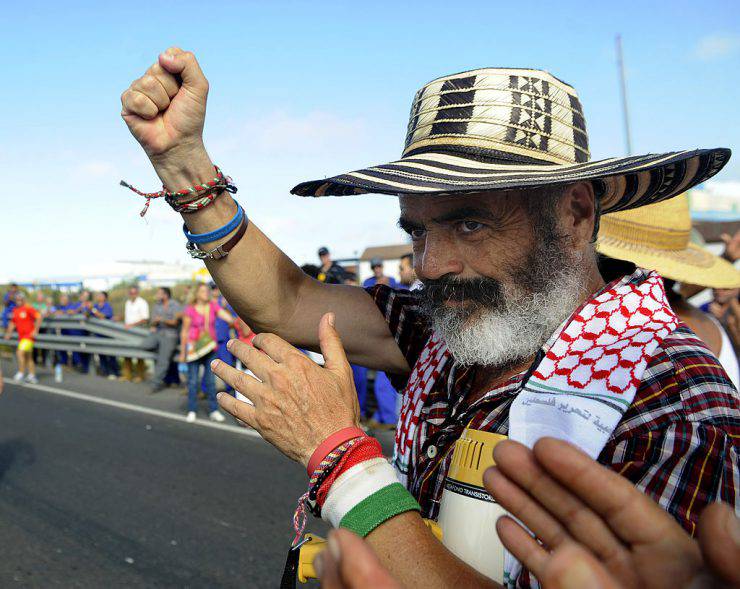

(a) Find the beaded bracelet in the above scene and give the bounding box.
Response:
[120,165,237,217]
[183,203,245,244]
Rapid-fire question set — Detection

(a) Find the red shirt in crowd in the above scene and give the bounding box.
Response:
[12,304,40,340]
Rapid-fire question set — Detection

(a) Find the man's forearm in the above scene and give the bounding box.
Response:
[168,160,407,369]
[366,512,498,588]
[154,152,307,335]
[123,49,410,372]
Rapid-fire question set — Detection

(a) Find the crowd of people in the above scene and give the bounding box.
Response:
[1,257,423,428]
[0,282,243,421]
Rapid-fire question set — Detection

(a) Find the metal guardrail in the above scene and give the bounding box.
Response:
[4,315,158,360]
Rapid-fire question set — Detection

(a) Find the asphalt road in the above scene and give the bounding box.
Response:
[0,380,328,588]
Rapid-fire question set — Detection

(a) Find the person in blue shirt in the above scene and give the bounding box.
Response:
[91,291,119,379]
[53,293,77,366]
[67,291,93,373]
[362,259,400,427]
[209,283,237,395]
[362,258,399,289]
[2,283,20,329]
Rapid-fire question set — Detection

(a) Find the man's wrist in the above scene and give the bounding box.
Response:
[308,426,367,475]
[147,143,241,238]
[150,141,214,190]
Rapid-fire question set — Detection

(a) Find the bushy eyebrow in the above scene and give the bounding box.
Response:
[398,216,423,234]
[398,207,501,233]
[431,207,501,224]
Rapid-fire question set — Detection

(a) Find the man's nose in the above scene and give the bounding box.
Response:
[416,234,463,280]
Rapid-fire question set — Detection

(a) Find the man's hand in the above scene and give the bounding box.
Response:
[316,529,402,589]
[212,313,360,465]
[120,47,212,183]
[485,438,705,589]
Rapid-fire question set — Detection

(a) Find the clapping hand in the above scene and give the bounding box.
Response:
[486,438,738,588]
[211,313,360,465]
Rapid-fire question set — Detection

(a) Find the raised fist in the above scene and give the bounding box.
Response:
[121,47,209,161]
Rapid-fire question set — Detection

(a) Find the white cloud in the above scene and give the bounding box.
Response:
[693,33,740,61]
[72,160,119,181]
[249,110,370,156]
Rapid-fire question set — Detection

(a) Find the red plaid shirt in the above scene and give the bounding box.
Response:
[366,283,740,542]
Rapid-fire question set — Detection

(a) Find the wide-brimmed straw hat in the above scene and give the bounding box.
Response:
[292,68,730,213]
[597,193,740,289]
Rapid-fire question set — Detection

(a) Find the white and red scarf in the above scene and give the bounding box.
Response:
[393,270,679,584]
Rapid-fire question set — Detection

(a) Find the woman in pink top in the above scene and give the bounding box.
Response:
[179,283,234,423]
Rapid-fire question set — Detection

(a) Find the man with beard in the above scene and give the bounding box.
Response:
[121,50,737,587]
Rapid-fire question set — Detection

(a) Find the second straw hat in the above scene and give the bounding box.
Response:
[597,194,740,289]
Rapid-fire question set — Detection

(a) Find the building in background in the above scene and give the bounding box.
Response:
[10,260,204,292]
[358,244,412,284]
[689,182,740,222]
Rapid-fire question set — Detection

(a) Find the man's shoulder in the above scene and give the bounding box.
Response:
[364,283,432,371]
[625,323,738,431]
[364,283,422,310]
[646,324,732,387]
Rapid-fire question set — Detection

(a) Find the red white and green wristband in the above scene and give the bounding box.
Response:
[322,452,419,537]
[293,428,420,542]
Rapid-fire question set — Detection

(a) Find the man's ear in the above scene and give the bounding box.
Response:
[560,182,597,247]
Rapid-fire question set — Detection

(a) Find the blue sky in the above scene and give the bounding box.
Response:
[1,0,739,280]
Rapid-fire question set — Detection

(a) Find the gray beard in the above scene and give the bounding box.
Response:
[430,265,586,368]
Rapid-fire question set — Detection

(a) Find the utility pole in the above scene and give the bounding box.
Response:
[615,34,633,155]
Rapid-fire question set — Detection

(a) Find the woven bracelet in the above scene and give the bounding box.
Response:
[120,165,237,217]
[291,436,364,546]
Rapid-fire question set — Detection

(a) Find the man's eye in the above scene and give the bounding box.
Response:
[410,228,426,239]
[459,221,483,234]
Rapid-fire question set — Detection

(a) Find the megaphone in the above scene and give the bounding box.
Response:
[437,428,508,582]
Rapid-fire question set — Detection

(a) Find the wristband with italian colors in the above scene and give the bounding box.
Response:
[322,457,420,537]
[307,426,366,475]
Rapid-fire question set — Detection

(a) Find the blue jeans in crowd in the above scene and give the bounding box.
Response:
[203,342,235,394]
[99,355,119,377]
[187,351,218,413]
[373,371,399,425]
[73,351,91,373]
[351,364,368,417]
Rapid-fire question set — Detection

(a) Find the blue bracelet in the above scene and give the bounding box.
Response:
[183,203,246,244]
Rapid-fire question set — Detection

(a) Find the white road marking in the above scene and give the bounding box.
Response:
[10,381,263,439]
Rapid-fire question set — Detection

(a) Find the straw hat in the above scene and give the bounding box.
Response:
[292,68,730,214]
[597,193,740,288]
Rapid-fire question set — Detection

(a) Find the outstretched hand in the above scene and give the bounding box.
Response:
[485,438,735,589]
[212,313,360,466]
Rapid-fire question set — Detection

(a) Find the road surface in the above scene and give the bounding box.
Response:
[0,376,328,588]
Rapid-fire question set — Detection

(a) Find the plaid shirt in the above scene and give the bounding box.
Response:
[367,283,740,543]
